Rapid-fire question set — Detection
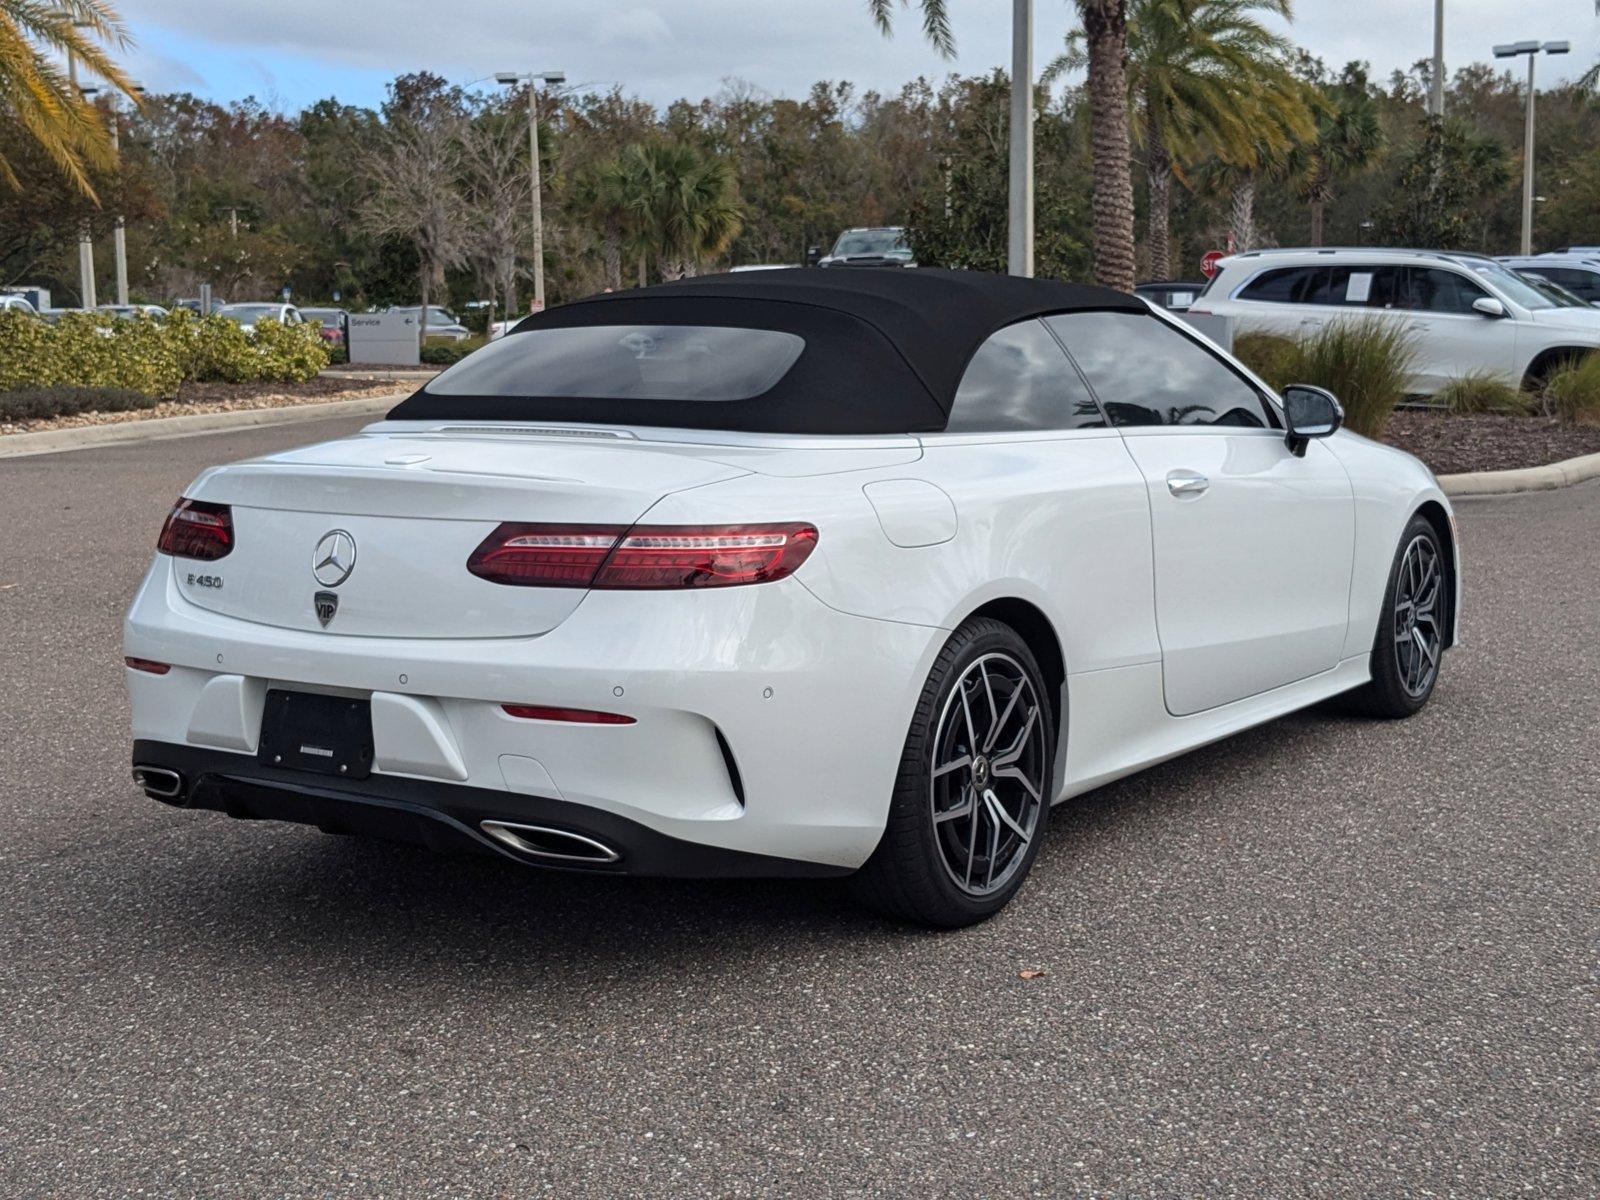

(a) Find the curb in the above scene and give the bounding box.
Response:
[1438,450,1600,497]
[0,394,406,461]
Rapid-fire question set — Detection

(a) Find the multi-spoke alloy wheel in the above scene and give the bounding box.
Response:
[1352,515,1449,719]
[929,653,1047,896]
[854,618,1055,927]
[1392,533,1443,698]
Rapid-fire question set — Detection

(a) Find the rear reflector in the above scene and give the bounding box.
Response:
[157,498,233,561]
[468,522,817,589]
[501,704,636,725]
[124,657,172,675]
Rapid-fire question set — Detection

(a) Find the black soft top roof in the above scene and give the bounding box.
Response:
[388,268,1144,434]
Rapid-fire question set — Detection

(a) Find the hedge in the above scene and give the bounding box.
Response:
[0,308,330,398]
[0,386,160,422]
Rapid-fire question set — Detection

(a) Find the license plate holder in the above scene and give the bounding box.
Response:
[258,689,374,779]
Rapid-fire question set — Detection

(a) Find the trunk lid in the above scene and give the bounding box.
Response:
[177,432,749,638]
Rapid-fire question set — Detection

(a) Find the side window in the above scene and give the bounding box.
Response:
[1045,311,1274,430]
[1309,265,1406,308]
[1406,268,1489,315]
[945,319,1105,432]
[1238,267,1318,304]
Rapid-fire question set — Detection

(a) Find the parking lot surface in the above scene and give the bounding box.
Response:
[0,420,1595,1197]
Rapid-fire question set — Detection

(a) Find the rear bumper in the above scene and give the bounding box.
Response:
[125,556,944,871]
[133,740,848,878]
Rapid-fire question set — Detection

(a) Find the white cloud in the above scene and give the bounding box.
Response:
[110,0,1600,109]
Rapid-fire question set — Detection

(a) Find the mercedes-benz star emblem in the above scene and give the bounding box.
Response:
[314,590,339,627]
[312,529,357,588]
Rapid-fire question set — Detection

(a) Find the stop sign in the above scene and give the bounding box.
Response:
[1200,250,1225,279]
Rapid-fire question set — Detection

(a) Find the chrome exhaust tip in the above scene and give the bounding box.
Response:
[479,819,621,865]
[133,765,185,801]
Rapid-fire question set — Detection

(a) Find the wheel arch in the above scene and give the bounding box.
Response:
[1412,499,1459,650]
[959,596,1070,800]
[1522,346,1591,390]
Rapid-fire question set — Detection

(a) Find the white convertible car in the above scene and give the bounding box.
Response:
[125,270,1460,926]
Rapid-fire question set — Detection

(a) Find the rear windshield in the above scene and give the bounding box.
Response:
[426,324,806,402]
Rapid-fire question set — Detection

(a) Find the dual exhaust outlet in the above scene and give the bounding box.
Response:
[133,766,619,866]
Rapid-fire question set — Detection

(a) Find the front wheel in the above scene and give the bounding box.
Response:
[1350,515,1449,718]
[853,618,1055,928]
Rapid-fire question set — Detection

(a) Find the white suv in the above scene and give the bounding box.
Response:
[1197,248,1600,393]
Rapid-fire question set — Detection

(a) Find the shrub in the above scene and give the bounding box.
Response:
[1276,318,1416,438]
[1435,370,1531,415]
[1539,351,1600,423]
[0,386,160,421]
[0,307,329,397]
[420,336,486,366]
[1231,332,1298,391]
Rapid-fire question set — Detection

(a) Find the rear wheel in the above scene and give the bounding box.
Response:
[1350,515,1448,718]
[854,618,1054,928]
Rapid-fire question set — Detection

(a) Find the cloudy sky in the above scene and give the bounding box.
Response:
[109,0,1599,110]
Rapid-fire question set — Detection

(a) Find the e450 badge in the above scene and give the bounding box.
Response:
[186,573,224,589]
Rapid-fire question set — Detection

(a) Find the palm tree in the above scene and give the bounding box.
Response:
[864,0,955,57]
[0,0,139,198]
[867,0,1137,291]
[1050,0,1314,280]
[593,142,744,285]
[1292,65,1385,246]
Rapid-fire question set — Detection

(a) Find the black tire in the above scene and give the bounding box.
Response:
[853,618,1055,928]
[1349,514,1449,719]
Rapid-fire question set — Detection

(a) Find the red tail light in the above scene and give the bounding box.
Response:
[157,498,233,560]
[124,657,172,675]
[501,704,635,725]
[468,522,817,589]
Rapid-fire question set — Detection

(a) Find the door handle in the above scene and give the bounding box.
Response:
[1166,470,1209,498]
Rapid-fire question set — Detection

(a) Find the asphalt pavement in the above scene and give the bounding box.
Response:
[0,419,1595,1197]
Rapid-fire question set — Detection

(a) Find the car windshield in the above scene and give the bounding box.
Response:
[426,324,806,402]
[219,305,282,322]
[833,230,908,256]
[1458,259,1556,310]
[1519,273,1589,308]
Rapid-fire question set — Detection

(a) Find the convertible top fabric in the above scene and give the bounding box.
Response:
[387,268,1145,434]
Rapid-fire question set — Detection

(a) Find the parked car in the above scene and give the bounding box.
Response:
[0,294,39,316]
[98,304,170,321]
[299,306,349,349]
[1134,280,1207,313]
[216,302,305,334]
[1515,272,1596,310]
[1196,247,1600,393]
[1498,254,1600,306]
[127,268,1459,927]
[387,305,470,341]
[818,226,916,269]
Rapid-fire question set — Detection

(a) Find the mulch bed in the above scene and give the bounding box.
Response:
[172,376,416,404]
[1382,411,1600,475]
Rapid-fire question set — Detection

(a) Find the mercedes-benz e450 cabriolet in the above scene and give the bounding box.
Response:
[126,269,1460,926]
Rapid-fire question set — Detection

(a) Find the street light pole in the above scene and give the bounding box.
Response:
[1007,0,1034,278]
[1430,0,1445,116]
[497,70,565,313]
[89,83,143,306]
[1494,40,1569,256]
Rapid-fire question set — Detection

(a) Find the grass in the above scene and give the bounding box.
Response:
[1539,352,1600,423]
[1435,370,1530,416]
[1232,331,1299,392]
[1272,318,1417,439]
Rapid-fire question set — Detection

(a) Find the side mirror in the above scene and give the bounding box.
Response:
[805,245,823,268]
[1472,296,1507,318]
[1282,384,1344,457]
